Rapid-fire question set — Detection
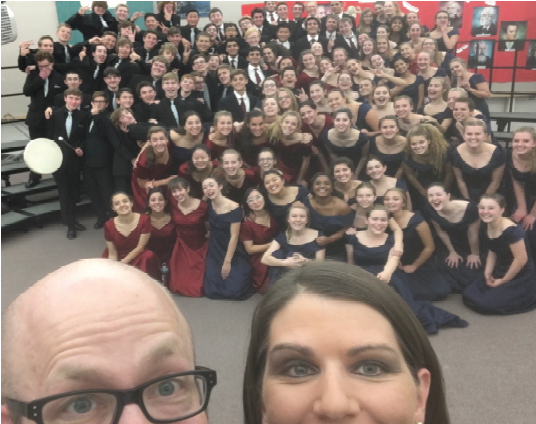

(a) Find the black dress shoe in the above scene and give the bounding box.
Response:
[25,179,39,189]
[67,228,77,239]
[74,222,86,231]
[94,220,106,230]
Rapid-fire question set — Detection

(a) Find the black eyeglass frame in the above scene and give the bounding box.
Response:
[5,366,217,424]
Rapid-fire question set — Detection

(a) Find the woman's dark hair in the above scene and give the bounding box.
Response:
[390,16,408,34]
[298,100,317,111]
[309,79,326,92]
[109,191,132,208]
[330,156,356,175]
[144,187,170,215]
[333,107,353,122]
[365,204,389,218]
[168,177,191,192]
[202,174,229,195]
[187,144,212,174]
[176,111,202,135]
[308,172,345,200]
[235,110,264,160]
[242,187,267,217]
[145,126,168,168]
[243,261,450,424]
[479,193,506,209]
[261,169,286,196]
[427,181,450,194]
[367,155,388,168]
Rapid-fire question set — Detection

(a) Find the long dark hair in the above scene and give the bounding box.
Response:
[187,144,212,174]
[175,111,202,135]
[242,187,267,218]
[144,187,170,215]
[308,172,345,200]
[235,110,264,161]
[243,261,450,424]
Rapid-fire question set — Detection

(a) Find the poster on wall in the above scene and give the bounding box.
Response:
[498,21,527,51]
[438,1,464,29]
[468,40,494,69]
[527,42,536,69]
[471,6,499,36]
[175,1,210,18]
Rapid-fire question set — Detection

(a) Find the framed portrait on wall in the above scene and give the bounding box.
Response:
[175,1,210,18]
[438,1,464,29]
[468,40,494,69]
[471,6,499,36]
[527,41,536,69]
[498,21,527,51]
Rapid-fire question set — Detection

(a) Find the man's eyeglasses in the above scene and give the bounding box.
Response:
[5,367,216,424]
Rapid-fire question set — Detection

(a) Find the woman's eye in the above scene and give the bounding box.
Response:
[284,363,313,378]
[355,362,386,376]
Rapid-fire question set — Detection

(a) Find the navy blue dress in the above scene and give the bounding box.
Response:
[450,144,506,202]
[390,75,424,111]
[320,129,369,169]
[404,153,448,211]
[463,225,536,315]
[374,178,407,206]
[203,203,253,300]
[398,212,451,301]
[424,200,482,291]
[451,73,490,119]
[417,104,450,125]
[508,150,536,263]
[345,232,468,334]
[422,68,448,95]
[433,28,459,53]
[440,52,456,77]
[368,136,406,177]
[303,196,355,261]
[268,231,325,284]
[265,185,310,228]
[356,103,374,132]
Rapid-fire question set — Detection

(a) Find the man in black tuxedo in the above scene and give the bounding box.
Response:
[23,51,66,188]
[333,17,360,59]
[222,39,248,70]
[272,3,299,41]
[245,47,270,98]
[217,69,259,122]
[128,56,169,100]
[106,38,141,88]
[134,30,162,74]
[50,70,92,115]
[264,1,279,23]
[216,65,234,101]
[209,7,230,44]
[471,7,498,36]
[66,3,118,41]
[75,44,109,93]
[190,55,219,114]
[102,67,122,112]
[81,91,115,229]
[320,1,356,32]
[132,82,157,123]
[293,17,328,60]
[53,24,73,67]
[135,14,167,43]
[251,8,273,43]
[47,88,90,239]
[274,23,295,52]
[180,9,201,45]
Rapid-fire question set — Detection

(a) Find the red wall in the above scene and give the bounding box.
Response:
[242,1,536,83]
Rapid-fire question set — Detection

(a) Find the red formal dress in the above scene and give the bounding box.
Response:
[146,219,176,265]
[239,217,279,293]
[168,200,209,297]
[102,214,161,281]
[274,139,313,183]
[177,160,219,199]
[296,72,318,92]
[203,136,229,161]
[131,145,175,212]
[225,169,261,203]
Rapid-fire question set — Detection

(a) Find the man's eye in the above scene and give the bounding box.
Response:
[66,397,95,414]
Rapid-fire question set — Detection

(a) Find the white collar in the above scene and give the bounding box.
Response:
[234,91,246,99]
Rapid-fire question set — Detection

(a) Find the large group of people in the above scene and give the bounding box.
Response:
[18,0,536,329]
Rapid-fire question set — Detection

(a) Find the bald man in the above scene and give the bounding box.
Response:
[1,259,216,424]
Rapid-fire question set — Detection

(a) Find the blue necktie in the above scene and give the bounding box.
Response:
[170,101,179,125]
[66,111,72,138]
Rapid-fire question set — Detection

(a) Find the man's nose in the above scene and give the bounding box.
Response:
[117,404,153,424]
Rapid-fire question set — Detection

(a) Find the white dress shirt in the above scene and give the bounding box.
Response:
[234,91,250,111]
[247,64,265,85]
[277,40,291,49]
[266,11,279,22]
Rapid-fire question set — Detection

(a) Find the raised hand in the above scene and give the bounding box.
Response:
[78,6,90,15]
[79,47,87,61]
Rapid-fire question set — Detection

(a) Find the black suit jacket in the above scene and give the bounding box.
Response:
[82,111,114,168]
[128,74,165,100]
[47,107,90,173]
[106,56,141,87]
[217,93,259,122]
[53,42,73,65]
[321,13,356,32]
[155,12,180,28]
[223,55,249,70]
[23,69,66,128]
[150,97,210,127]
[293,36,328,60]
[270,20,299,41]
[75,58,108,93]
[180,25,201,43]
[132,102,156,123]
[66,11,118,40]
[134,46,161,74]
[216,84,234,102]
[53,92,92,113]
[333,34,360,59]
[471,23,497,36]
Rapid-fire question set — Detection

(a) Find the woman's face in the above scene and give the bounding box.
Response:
[400,45,414,60]
[278,91,293,110]
[357,188,376,208]
[300,105,317,126]
[436,12,449,27]
[449,61,465,78]
[376,27,388,38]
[319,59,331,74]
[453,102,471,122]
[263,80,278,97]
[191,149,210,170]
[512,132,536,156]
[111,193,132,215]
[362,40,374,55]
[409,135,430,155]
[333,164,353,183]
[311,42,323,56]
[427,186,449,210]
[309,84,326,104]
[478,198,503,224]
[338,73,353,90]
[246,190,266,211]
[371,55,384,69]
[149,131,168,155]
[380,119,398,139]
[302,54,316,69]
[287,207,308,230]
[248,116,265,137]
[422,39,437,52]
[263,48,276,63]
[247,32,261,46]
[264,173,285,195]
[359,81,373,97]
[391,19,403,33]
[384,190,405,213]
[222,153,242,176]
[163,2,174,13]
[328,92,345,111]
[333,50,347,66]
[264,98,280,116]
[171,185,189,203]
[384,1,396,16]
[366,160,387,180]
[417,53,431,70]
[373,87,390,106]
[409,24,422,40]
[312,175,333,197]
[258,152,276,172]
[362,11,374,24]
[185,116,202,136]
[447,90,461,110]
[407,12,419,25]
[216,115,233,135]
[366,209,390,234]
[202,178,221,200]
[464,125,486,148]
[358,33,370,46]
[280,58,294,69]
[427,79,443,99]
[394,100,411,119]
[393,59,408,75]
[148,191,166,214]
[334,112,351,132]
[282,115,299,135]
[347,60,361,75]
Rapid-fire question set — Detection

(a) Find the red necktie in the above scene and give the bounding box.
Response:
[231,58,236,69]
[270,13,275,22]
[240,97,247,116]
[310,37,316,46]
[348,37,358,51]
[254,68,262,85]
